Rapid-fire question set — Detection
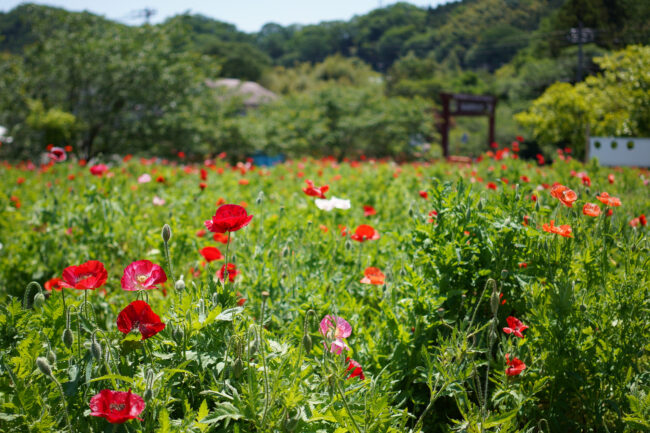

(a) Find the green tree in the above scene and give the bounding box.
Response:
[515,45,650,157]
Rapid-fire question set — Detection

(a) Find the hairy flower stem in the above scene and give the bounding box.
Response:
[223,232,232,291]
[50,373,74,432]
[260,297,270,426]
[335,380,363,433]
[163,239,176,285]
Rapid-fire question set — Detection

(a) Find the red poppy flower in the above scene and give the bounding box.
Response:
[156,176,165,183]
[48,147,67,162]
[505,354,526,376]
[89,389,145,424]
[350,224,380,242]
[205,204,253,233]
[196,229,206,237]
[121,260,167,291]
[516,135,524,142]
[608,174,615,184]
[346,358,365,380]
[418,190,428,199]
[339,225,349,237]
[213,232,229,243]
[46,144,54,151]
[89,164,109,177]
[427,210,438,223]
[550,184,577,207]
[200,168,208,180]
[60,260,108,290]
[582,203,601,217]
[44,277,64,291]
[536,154,545,165]
[116,300,165,340]
[596,192,621,207]
[319,224,329,233]
[641,214,647,226]
[542,220,572,238]
[238,178,249,185]
[303,179,329,198]
[217,263,238,283]
[581,175,591,187]
[360,267,385,285]
[199,246,223,262]
[523,215,530,226]
[503,316,528,338]
[518,262,527,268]
[363,205,377,217]
[487,182,497,190]
[64,145,73,152]
[199,182,207,190]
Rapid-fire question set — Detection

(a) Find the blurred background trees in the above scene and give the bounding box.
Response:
[0,0,648,160]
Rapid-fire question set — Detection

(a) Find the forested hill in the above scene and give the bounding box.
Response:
[2,0,648,79]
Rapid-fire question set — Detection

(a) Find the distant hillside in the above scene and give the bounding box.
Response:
[1,1,648,77]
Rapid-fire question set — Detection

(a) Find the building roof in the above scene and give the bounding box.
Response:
[205,78,277,108]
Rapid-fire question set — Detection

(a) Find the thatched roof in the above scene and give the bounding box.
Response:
[205,78,277,108]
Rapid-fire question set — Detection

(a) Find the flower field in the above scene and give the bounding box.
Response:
[1,146,649,432]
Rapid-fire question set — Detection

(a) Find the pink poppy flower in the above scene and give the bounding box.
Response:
[137,174,151,183]
[89,389,145,423]
[502,316,528,338]
[319,315,352,354]
[121,260,167,291]
[153,196,165,206]
[48,147,67,162]
[90,164,109,176]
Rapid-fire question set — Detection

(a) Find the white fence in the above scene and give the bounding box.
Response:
[588,137,650,167]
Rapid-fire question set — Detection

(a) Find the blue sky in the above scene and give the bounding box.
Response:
[1,0,453,32]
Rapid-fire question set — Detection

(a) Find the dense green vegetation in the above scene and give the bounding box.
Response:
[0,1,648,160]
[1,152,648,432]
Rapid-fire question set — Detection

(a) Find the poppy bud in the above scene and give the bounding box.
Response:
[143,389,153,401]
[256,191,264,205]
[490,291,500,315]
[501,269,508,279]
[146,368,155,388]
[282,246,290,258]
[90,335,102,361]
[477,199,484,211]
[162,224,172,243]
[62,328,74,348]
[172,325,184,343]
[198,299,205,316]
[33,292,45,309]
[233,357,243,378]
[36,357,52,376]
[302,334,312,354]
[47,348,57,365]
[408,207,414,217]
[344,239,352,250]
[175,277,185,291]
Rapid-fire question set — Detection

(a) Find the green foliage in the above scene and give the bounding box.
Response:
[1,151,648,432]
[516,45,650,157]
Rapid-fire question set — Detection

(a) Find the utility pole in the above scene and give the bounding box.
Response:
[567,21,594,82]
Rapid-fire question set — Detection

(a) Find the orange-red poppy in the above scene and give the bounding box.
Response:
[542,220,572,238]
[550,184,577,207]
[360,267,385,285]
[596,192,621,207]
[582,203,601,217]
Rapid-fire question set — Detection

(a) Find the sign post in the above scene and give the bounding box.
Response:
[439,93,497,158]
